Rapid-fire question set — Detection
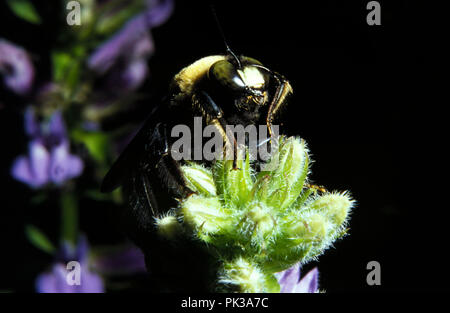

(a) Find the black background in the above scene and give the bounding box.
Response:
[0,0,443,292]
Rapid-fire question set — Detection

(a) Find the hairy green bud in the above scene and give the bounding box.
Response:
[309,192,354,226]
[213,153,253,208]
[260,137,309,211]
[180,195,232,238]
[155,212,183,240]
[219,257,280,293]
[181,163,216,196]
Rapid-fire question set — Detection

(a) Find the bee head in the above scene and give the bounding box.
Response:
[208,56,270,110]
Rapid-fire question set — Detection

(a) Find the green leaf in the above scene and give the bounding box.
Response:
[95,0,146,35]
[25,225,56,254]
[7,0,42,24]
[71,129,110,163]
[52,50,82,90]
[52,52,73,83]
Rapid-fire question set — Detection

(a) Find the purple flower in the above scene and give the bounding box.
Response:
[0,39,35,95]
[11,109,83,188]
[36,237,104,293]
[145,0,175,28]
[88,0,173,92]
[275,264,319,293]
[35,263,104,293]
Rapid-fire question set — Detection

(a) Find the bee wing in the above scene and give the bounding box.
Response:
[100,105,165,193]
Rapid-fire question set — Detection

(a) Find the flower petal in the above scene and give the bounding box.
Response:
[131,31,154,59]
[113,58,149,92]
[68,156,83,179]
[294,267,319,293]
[145,0,174,28]
[24,107,40,138]
[36,263,104,293]
[80,268,104,293]
[0,39,34,95]
[47,110,67,141]
[29,140,50,187]
[75,236,89,263]
[275,263,301,293]
[88,14,150,74]
[49,141,70,184]
[11,140,51,188]
[11,156,34,186]
[49,141,83,184]
[36,264,71,293]
[58,241,75,261]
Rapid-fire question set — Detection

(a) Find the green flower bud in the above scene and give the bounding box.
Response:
[309,192,354,226]
[181,164,216,196]
[213,153,253,208]
[259,137,309,211]
[219,257,279,293]
[155,212,183,240]
[282,212,330,242]
[180,195,232,239]
[307,213,330,240]
[238,202,276,241]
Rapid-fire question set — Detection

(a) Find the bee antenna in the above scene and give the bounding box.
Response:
[210,4,242,68]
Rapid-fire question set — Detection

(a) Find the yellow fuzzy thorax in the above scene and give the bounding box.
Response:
[174,55,226,94]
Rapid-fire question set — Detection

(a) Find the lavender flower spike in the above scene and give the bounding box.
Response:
[0,39,34,95]
[88,0,173,92]
[88,13,154,74]
[275,264,319,293]
[11,109,83,188]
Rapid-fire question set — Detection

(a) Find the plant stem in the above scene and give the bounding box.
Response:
[60,190,78,245]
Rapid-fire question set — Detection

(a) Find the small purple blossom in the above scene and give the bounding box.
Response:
[11,109,83,188]
[88,14,153,74]
[0,39,35,95]
[88,0,173,92]
[103,38,152,91]
[145,0,175,28]
[275,264,319,293]
[36,237,104,293]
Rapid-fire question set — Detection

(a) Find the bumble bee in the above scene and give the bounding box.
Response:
[101,51,293,249]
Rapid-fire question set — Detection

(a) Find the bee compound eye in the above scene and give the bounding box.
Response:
[209,60,246,92]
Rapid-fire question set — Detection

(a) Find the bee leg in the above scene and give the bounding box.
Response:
[247,64,292,137]
[305,183,327,193]
[266,73,293,137]
[198,91,240,170]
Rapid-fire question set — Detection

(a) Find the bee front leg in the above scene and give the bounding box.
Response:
[266,73,293,137]
[197,91,240,170]
[251,65,293,138]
